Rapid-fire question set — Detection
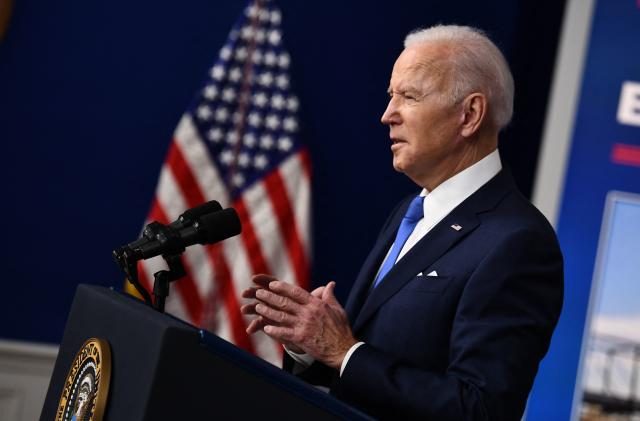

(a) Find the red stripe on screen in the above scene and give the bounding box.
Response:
[611,143,640,167]
[167,142,255,353]
[263,169,310,289]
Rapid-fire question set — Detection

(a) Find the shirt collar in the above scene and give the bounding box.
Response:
[419,148,502,219]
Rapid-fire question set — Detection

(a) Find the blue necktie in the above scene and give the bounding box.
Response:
[372,195,425,288]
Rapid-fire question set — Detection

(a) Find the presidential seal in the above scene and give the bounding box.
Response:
[56,338,111,421]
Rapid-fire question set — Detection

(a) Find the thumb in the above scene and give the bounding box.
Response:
[322,281,338,304]
[310,285,325,298]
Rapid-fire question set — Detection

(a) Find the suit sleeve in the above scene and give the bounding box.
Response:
[335,228,564,421]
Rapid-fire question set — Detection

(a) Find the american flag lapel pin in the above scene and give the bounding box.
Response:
[451,224,462,231]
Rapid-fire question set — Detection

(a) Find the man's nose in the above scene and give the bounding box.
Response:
[381,99,399,125]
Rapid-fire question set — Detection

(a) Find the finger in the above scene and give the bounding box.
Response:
[246,313,281,334]
[255,303,296,325]
[263,325,296,342]
[246,316,266,334]
[322,281,339,305]
[241,286,261,299]
[252,274,278,288]
[240,302,258,315]
[256,288,302,313]
[310,286,325,298]
[268,280,312,305]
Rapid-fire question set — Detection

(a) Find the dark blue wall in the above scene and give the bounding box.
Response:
[0,0,564,346]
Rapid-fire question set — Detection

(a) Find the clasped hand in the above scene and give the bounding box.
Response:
[241,274,357,370]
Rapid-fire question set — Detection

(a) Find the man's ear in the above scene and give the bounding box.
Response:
[460,93,487,138]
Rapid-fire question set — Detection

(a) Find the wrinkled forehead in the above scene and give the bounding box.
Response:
[389,44,451,92]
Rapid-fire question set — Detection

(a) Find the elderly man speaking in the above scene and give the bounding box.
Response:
[241,25,563,420]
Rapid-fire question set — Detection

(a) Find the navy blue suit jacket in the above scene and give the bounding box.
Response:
[287,170,563,420]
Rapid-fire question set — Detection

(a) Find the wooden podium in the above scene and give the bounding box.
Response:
[40,285,371,420]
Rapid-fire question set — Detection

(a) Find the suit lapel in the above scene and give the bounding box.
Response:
[351,170,515,333]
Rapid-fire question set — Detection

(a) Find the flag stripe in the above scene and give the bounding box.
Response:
[279,150,312,271]
[206,242,256,353]
[263,169,310,287]
[234,198,271,274]
[243,178,297,284]
[174,116,231,206]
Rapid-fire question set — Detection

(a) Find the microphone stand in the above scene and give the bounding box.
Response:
[152,253,185,313]
[113,222,188,313]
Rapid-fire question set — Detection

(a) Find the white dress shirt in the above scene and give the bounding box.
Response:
[288,149,503,377]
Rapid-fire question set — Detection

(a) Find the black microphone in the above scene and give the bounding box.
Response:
[125,200,223,251]
[131,208,241,261]
[169,200,223,229]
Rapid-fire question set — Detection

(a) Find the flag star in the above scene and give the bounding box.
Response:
[265,113,281,130]
[255,29,266,43]
[264,51,277,67]
[271,94,285,109]
[245,4,258,18]
[248,112,262,128]
[278,136,293,152]
[226,131,239,145]
[238,152,250,168]
[232,173,245,187]
[275,74,289,89]
[270,10,282,25]
[229,67,242,83]
[268,30,282,45]
[197,105,213,120]
[259,8,270,22]
[252,50,263,65]
[243,133,257,148]
[283,116,298,132]
[241,25,255,40]
[219,46,232,61]
[258,72,274,87]
[210,65,226,81]
[287,96,299,112]
[235,46,248,61]
[207,128,224,142]
[232,111,243,124]
[220,149,234,165]
[252,91,268,108]
[222,87,237,103]
[278,52,290,68]
[254,154,269,169]
[215,107,229,122]
[203,84,218,100]
[260,134,274,149]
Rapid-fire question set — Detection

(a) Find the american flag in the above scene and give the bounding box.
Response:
[136,0,311,366]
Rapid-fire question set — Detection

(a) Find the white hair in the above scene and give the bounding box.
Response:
[404,25,514,130]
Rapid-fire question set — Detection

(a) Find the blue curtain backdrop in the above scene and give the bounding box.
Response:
[0,0,564,362]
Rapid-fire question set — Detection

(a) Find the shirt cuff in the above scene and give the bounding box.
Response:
[284,346,315,367]
[340,341,365,377]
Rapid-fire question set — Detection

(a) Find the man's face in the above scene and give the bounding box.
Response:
[381,43,464,189]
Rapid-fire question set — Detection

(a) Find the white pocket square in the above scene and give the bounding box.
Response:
[418,270,438,277]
